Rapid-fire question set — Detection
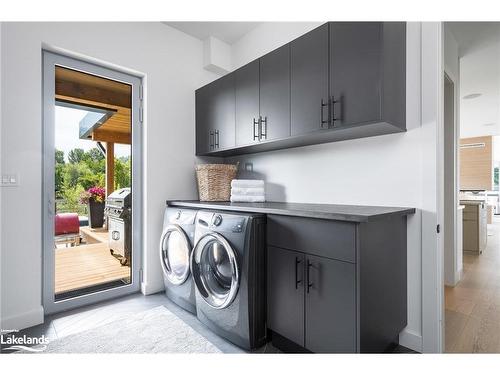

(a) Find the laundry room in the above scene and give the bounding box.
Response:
[1,1,498,375]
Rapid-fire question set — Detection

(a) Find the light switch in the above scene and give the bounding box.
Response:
[1,174,19,187]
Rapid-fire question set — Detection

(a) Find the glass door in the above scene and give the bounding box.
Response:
[42,51,142,314]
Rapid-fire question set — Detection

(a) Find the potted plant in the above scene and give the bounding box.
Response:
[80,186,106,228]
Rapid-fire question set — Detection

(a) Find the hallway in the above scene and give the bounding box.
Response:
[445,216,500,352]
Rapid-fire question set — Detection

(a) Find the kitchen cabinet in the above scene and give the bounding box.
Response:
[235,60,260,146]
[195,74,235,153]
[195,85,211,155]
[290,23,329,136]
[329,22,382,127]
[211,74,235,150]
[462,201,487,254]
[305,254,356,353]
[266,214,408,353]
[195,22,406,156]
[260,44,291,141]
[267,246,304,346]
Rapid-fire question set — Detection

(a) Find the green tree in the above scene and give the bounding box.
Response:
[68,148,85,164]
[55,149,65,196]
[114,157,131,189]
[55,149,65,164]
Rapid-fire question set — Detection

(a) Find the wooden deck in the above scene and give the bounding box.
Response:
[55,242,130,295]
[80,226,108,244]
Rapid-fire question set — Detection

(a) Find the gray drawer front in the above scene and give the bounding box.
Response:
[267,215,356,263]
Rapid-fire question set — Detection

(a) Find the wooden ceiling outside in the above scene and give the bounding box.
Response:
[55,66,132,144]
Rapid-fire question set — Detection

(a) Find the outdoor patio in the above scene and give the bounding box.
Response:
[55,226,130,296]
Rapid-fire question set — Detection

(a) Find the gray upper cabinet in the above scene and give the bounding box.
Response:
[329,22,382,127]
[381,22,406,129]
[235,60,260,146]
[195,85,211,154]
[329,22,406,130]
[195,74,235,153]
[260,44,291,141]
[290,23,329,136]
[211,74,235,150]
[195,22,406,156]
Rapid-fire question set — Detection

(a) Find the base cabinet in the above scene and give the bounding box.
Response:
[305,254,356,353]
[267,247,305,346]
[266,214,408,353]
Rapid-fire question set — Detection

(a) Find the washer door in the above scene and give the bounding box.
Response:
[159,224,191,285]
[191,232,239,309]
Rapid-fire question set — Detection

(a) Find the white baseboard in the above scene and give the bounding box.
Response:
[1,305,44,331]
[399,329,423,352]
[141,281,164,296]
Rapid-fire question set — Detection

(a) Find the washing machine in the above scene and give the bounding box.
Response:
[190,210,267,350]
[159,207,198,314]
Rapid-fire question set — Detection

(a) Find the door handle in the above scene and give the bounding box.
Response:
[306,260,313,293]
[214,130,220,148]
[260,116,267,140]
[320,99,329,128]
[209,131,214,149]
[112,231,120,241]
[295,256,302,289]
[253,118,260,141]
[330,96,340,126]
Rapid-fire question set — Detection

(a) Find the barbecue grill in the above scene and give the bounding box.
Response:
[105,188,131,266]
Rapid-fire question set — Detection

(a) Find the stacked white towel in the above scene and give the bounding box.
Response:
[230,179,265,203]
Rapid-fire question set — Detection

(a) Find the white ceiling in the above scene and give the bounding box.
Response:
[163,22,262,44]
[447,22,500,138]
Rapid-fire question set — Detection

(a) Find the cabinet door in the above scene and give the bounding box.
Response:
[305,254,356,353]
[260,44,290,141]
[329,22,382,127]
[211,73,235,150]
[290,23,329,136]
[195,85,212,155]
[267,246,305,346]
[235,61,260,146]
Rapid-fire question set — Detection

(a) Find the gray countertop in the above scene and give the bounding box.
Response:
[166,200,416,223]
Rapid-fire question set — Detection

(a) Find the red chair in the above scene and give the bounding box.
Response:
[55,213,80,247]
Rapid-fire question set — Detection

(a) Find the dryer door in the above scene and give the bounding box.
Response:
[191,232,240,309]
[159,224,191,285]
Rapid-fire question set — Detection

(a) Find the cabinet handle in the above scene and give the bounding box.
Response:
[306,260,313,293]
[320,99,329,128]
[295,256,302,289]
[330,96,340,126]
[215,130,220,148]
[209,131,214,150]
[253,118,260,141]
[260,116,267,140]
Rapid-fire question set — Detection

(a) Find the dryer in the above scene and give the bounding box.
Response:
[190,210,267,350]
[159,207,198,314]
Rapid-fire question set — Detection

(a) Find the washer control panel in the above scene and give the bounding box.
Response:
[212,214,223,227]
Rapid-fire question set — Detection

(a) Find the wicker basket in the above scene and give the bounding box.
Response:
[195,163,238,201]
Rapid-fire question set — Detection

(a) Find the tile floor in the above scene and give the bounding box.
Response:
[3,291,414,354]
[445,216,500,353]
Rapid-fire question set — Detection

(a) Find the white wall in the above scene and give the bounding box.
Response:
[0,22,217,330]
[231,22,321,70]
[443,26,461,286]
[225,22,425,351]
[459,38,500,138]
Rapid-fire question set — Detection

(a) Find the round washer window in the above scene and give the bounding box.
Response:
[160,225,191,285]
[191,232,239,309]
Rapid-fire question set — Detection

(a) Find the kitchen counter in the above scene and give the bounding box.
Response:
[166,200,415,223]
[460,199,486,206]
